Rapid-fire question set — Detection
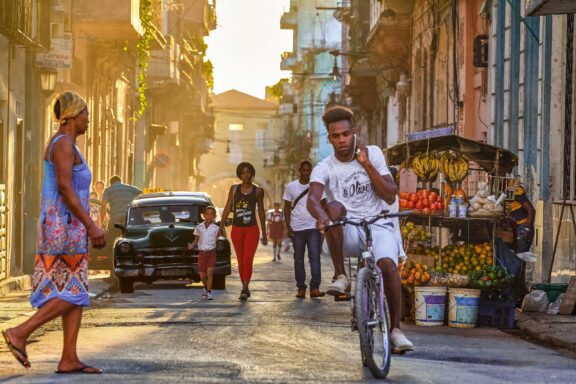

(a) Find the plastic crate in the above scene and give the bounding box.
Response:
[477,298,516,329]
[530,283,569,303]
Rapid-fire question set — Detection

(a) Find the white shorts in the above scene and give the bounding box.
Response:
[342,220,404,266]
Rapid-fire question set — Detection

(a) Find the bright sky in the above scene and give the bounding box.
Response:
[206,0,293,99]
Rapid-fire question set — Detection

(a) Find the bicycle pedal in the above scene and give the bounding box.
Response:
[334,293,352,301]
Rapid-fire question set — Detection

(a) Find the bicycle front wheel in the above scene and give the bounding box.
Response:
[355,267,391,379]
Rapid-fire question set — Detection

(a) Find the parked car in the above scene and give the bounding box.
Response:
[113,191,231,293]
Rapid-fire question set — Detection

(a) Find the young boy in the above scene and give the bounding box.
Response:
[188,206,219,300]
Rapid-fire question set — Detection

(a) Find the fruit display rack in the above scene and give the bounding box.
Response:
[401,213,502,268]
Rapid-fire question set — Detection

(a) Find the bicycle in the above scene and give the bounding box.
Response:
[326,209,412,379]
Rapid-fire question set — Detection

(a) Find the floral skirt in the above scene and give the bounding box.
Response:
[30,253,90,308]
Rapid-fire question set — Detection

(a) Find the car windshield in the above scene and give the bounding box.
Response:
[127,205,201,227]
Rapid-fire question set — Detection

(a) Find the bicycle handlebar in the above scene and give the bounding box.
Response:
[324,210,414,229]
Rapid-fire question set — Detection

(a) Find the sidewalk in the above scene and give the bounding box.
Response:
[0,274,114,329]
[515,311,576,353]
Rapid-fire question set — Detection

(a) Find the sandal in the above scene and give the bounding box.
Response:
[239,290,248,301]
[2,330,30,368]
[55,365,103,374]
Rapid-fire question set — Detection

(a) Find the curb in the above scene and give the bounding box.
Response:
[0,275,32,297]
[515,312,576,353]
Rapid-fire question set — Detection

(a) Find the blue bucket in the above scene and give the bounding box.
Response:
[448,288,481,328]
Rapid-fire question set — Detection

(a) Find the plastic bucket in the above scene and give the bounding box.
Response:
[448,288,481,328]
[414,286,447,326]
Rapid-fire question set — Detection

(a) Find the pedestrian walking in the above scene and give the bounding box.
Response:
[1,91,106,373]
[188,206,219,300]
[266,202,285,262]
[219,162,267,301]
[99,175,142,270]
[283,160,325,298]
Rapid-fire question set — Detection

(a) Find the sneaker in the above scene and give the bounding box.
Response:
[391,328,414,352]
[202,289,208,300]
[326,274,350,296]
[310,288,326,298]
[239,291,248,301]
[296,289,306,298]
[206,291,213,300]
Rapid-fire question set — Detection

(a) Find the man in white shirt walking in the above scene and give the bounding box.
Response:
[307,105,413,352]
[284,161,325,299]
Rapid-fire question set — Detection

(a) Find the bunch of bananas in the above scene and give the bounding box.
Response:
[410,152,440,181]
[440,152,469,183]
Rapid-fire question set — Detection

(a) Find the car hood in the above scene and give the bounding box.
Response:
[121,224,197,248]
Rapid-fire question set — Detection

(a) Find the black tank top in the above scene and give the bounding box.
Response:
[232,185,257,227]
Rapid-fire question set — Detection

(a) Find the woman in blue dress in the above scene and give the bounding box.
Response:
[2,91,106,374]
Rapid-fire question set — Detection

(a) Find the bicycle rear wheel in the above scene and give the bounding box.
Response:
[355,267,391,379]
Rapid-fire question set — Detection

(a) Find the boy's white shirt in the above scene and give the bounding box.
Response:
[193,221,219,251]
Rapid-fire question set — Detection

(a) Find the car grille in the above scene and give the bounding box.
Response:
[136,249,228,266]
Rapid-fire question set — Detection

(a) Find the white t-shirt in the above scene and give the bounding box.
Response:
[311,145,405,257]
[193,222,219,251]
[283,180,316,231]
[310,145,392,219]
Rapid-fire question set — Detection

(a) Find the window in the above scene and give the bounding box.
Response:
[256,129,266,151]
[228,123,244,131]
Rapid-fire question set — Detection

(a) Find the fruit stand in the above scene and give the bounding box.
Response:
[388,134,519,328]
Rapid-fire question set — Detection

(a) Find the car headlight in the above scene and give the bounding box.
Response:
[118,241,132,254]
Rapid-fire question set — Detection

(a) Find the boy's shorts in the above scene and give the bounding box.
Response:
[198,249,216,272]
[343,220,401,266]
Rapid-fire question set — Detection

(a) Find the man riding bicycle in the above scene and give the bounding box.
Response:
[307,105,413,352]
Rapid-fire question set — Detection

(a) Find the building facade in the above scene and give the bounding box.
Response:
[0,0,216,284]
[199,90,278,208]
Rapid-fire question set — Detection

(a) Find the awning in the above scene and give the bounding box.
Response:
[385,135,518,175]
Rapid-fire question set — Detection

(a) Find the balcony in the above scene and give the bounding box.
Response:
[280,52,297,71]
[148,36,180,82]
[366,0,413,71]
[73,0,143,40]
[0,0,50,49]
[280,10,297,30]
[526,0,576,15]
[180,0,214,35]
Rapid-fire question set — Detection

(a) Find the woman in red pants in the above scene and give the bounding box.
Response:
[219,162,267,300]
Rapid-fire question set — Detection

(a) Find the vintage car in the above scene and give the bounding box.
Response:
[113,192,231,293]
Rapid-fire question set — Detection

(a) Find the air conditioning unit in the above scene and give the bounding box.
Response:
[473,34,489,68]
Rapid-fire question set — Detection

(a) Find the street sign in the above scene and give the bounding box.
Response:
[36,33,73,68]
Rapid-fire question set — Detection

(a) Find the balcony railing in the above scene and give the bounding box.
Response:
[148,36,180,82]
[280,51,297,71]
[280,10,297,30]
[73,0,144,40]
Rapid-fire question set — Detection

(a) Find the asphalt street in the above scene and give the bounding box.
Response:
[1,245,575,383]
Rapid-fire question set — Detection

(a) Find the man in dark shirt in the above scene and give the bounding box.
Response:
[507,179,536,304]
[508,181,535,253]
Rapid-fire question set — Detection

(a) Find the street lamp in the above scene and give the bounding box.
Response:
[39,68,58,95]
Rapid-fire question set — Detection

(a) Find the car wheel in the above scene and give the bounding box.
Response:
[212,275,226,290]
[119,278,134,294]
